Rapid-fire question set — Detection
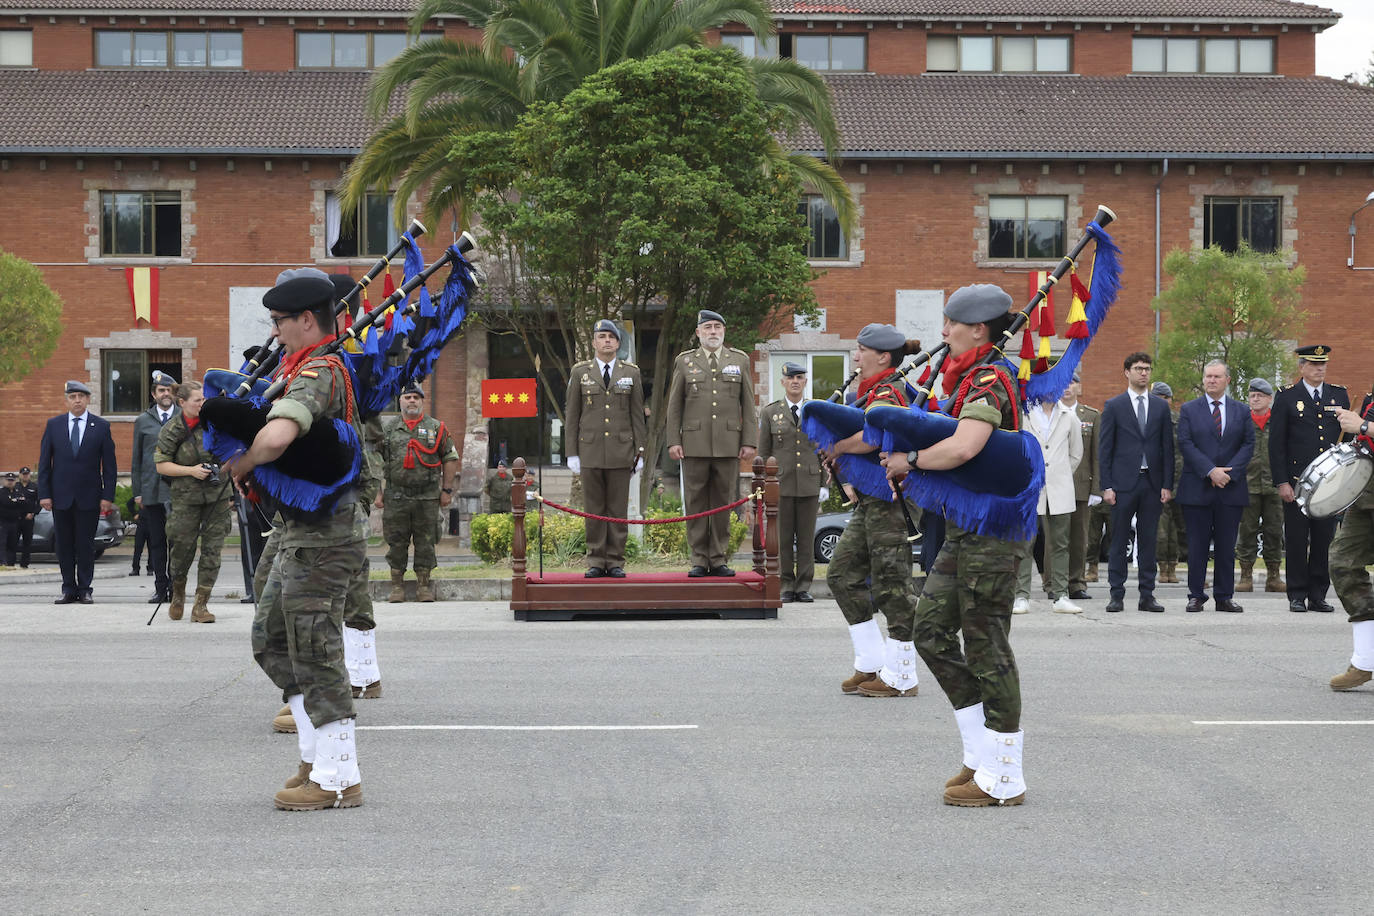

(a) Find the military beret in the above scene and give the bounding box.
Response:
[782,361,807,377]
[19,466,31,474]
[1071,369,1082,382]
[944,284,1014,325]
[263,267,336,314]
[856,323,905,351]
[593,318,622,341]
[1248,377,1275,396]
[400,380,425,399]
[1151,381,1173,398]
[3,472,15,480]
[65,380,91,395]
[1295,344,1331,362]
[151,370,178,388]
[697,309,725,326]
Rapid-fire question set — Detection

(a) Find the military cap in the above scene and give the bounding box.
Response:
[856,323,905,351]
[19,466,31,474]
[1295,344,1332,362]
[399,380,425,399]
[944,284,1013,325]
[593,318,622,341]
[782,361,807,377]
[263,267,335,314]
[1248,377,1275,396]
[497,459,508,467]
[697,309,725,326]
[3,472,15,480]
[151,370,178,388]
[1151,381,1172,398]
[65,380,91,395]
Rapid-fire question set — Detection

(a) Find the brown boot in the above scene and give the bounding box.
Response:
[167,578,187,620]
[1264,562,1287,592]
[274,780,363,811]
[415,569,435,603]
[272,705,297,734]
[945,765,976,789]
[284,760,312,789]
[841,669,877,695]
[857,676,918,698]
[1236,563,1254,593]
[1085,563,1098,583]
[943,779,1025,807]
[190,585,215,623]
[351,680,382,699]
[1331,666,1373,691]
[388,570,405,603]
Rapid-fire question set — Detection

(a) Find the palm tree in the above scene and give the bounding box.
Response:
[341,0,853,232]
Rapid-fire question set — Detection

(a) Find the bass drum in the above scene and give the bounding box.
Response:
[1295,442,1374,519]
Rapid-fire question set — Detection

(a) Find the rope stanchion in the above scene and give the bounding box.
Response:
[531,489,762,526]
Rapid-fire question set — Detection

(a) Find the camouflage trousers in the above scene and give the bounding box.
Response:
[1237,490,1284,566]
[1086,500,1112,566]
[251,538,365,729]
[1157,500,1187,565]
[914,531,1026,733]
[254,517,374,631]
[1331,503,1374,624]
[384,496,441,573]
[827,494,917,640]
[167,499,232,588]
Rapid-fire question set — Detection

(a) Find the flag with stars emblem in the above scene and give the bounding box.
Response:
[481,377,538,418]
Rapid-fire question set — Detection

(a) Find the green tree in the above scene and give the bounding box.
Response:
[0,249,63,385]
[1151,244,1306,400]
[342,0,853,232]
[450,48,818,502]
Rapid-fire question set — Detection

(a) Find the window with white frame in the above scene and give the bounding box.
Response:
[0,30,33,66]
[767,352,849,404]
[926,35,1070,73]
[1132,37,1273,74]
[798,195,847,260]
[325,190,399,258]
[988,196,1066,260]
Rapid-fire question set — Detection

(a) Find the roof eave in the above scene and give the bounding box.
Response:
[0,145,362,155]
[811,149,1374,161]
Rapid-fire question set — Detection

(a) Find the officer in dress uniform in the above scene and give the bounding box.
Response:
[14,467,37,568]
[564,319,646,578]
[1269,344,1349,613]
[759,362,826,602]
[665,310,757,577]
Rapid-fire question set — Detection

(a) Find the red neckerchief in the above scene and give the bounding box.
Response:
[854,370,892,405]
[403,416,424,432]
[941,342,996,397]
[1251,410,1270,431]
[185,416,200,430]
[275,334,338,383]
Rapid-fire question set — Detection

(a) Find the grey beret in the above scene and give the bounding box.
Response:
[697,309,725,326]
[151,370,178,388]
[264,267,336,314]
[1248,377,1274,396]
[1151,381,1173,398]
[944,284,1014,325]
[856,323,906,351]
[593,318,622,340]
[65,379,91,395]
[782,361,807,377]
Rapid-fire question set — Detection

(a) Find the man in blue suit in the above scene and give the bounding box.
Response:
[1099,352,1175,612]
[38,380,117,604]
[1176,361,1255,613]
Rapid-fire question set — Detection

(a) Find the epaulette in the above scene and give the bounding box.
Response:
[1328,383,1347,390]
[572,359,593,370]
[622,360,638,369]
[727,346,747,357]
[674,349,695,362]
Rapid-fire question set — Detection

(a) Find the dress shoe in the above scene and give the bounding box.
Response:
[584,567,606,579]
[688,566,709,577]
[54,594,78,605]
[1288,599,1308,613]
[1330,666,1373,691]
[1309,599,1335,613]
[128,568,140,576]
[841,669,877,694]
[1105,598,1124,613]
[1069,589,1090,601]
[147,591,168,604]
[780,591,796,603]
[607,567,626,579]
[1185,597,1205,613]
[711,565,735,577]
[1138,596,1165,613]
[78,594,94,605]
[795,591,814,603]
[1215,599,1243,613]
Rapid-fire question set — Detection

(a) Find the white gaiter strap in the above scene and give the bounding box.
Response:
[343,625,363,688]
[287,693,316,765]
[357,627,380,687]
[309,718,361,791]
[973,729,1026,801]
[877,640,918,692]
[847,619,885,673]
[1351,619,1374,672]
[953,703,986,770]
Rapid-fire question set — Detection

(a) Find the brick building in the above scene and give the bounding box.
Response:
[1,0,1372,479]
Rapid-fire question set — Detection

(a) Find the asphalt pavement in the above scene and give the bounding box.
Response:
[1,565,1370,915]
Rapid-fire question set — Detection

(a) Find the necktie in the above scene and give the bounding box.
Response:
[603,364,611,389]
[791,404,799,426]
[1136,396,1147,435]
[1312,386,1321,403]
[710,353,718,372]
[70,417,81,456]
[1212,400,1223,436]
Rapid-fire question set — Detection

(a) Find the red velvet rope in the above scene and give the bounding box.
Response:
[532,490,759,525]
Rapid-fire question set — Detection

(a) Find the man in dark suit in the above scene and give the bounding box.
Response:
[1269,344,1349,613]
[37,380,117,604]
[1176,361,1255,613]
[1098,351,1175,613]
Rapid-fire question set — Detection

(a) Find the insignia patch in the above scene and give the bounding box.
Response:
[979,373,996,384]
[723,364,741,376]
[1296,401,1305,413]
[615,377,633,390]
[300,370,319,379]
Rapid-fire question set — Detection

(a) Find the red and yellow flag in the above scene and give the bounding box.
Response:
[125,267,159,328]
[481,378,538,418]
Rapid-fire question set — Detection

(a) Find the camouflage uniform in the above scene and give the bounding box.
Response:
[1155,408,1187,577]
[1331,473,1374,624]
[347,415,384,630]
[1236,411,1283,570]
[380,414,457,573]
[484,468,513,514]
[154,415,233,588]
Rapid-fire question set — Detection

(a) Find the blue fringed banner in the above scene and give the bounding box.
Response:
[799,400,893,502]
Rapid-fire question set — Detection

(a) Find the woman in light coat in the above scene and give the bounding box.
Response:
[1014,395,1084,613]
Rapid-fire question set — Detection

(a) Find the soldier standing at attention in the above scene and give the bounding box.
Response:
[760,362,826,602]
[1152,381,1186,584]
[1235,378,1284,593]
[15,467,37,569]
[1328,396,1374,691]
[665,310,757,577]
[564,319,646,578]
[484,460,513,514]
[1062,373,1101,601]
[1269,345,1348,613]
[0,472,25,565]
[130,370,178,601]
[379,381,459,603]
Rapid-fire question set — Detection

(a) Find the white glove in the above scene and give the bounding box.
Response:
[633,457,643,473]
[567,456,580,474]
[819,487,830,503]
[1088,494,1102,507]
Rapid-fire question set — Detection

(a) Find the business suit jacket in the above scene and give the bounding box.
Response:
[1099,391,1175,494]
[1027,401,1083,515]
[38,411,117,510]
[1072,403,1101,501]
[1267,382,1349,488]
[1176,396,1254,507]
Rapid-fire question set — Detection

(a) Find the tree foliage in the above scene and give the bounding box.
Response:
[1151,244,1306,400]
[451,48,819,499]
[0,249,63,386]
[1343,52,1374,87]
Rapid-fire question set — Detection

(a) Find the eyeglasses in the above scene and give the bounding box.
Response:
[1128,365,1152,373]
[270,313,301,329]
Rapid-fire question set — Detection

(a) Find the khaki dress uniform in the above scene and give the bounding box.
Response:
[1236,411,1284,590]
[565,358,646,571]
[759,397,823,596]
[665,346,757,570]
[1068,403,1100,593]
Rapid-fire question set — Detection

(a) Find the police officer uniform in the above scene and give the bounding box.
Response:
[665,309,757,576]
[0,472,26,565]
[759,362,824,601]
[1236,377,1285,592]
[564,319,646,577]
[1269,344,1348,613]
[14,467,37,568]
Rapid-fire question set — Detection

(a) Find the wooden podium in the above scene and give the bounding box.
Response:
[509,456,782,621]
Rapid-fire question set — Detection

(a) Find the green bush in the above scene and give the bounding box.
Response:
[114,483,135,516]
[471,510,641,565]
[470,513,514,564]
[642,509,749,559]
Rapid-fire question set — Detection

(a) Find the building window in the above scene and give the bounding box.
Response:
[1133,37,1273,74]
[326,191,399,258]
[296,32,417,69]
[0,30,33,67]
[1204,197,1281,253]
[100,191,182,258]
[988,196,1066,260]
[798,196,846,260]
[720,33,778,59]
[779,34,864,71]
[767,352,848,404]
[102,349,183,415]
[95,31,241,68]
[927,35,1070,73]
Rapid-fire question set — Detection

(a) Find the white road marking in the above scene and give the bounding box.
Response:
[357,724,699,731]
[1193,720,1374,726]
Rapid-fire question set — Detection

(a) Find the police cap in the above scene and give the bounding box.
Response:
[151,370,178,388]
[3,472,15,480]
[1295,344,1331,362]
[944,284,1014,325]
[19,466,31,474]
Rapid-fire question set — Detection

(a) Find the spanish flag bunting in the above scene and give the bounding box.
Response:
[481,377,538,418]
[1064,268,1090,339]
[125,267,159,329]
[382,270,397,331]
[1035,334,1051,374]
[1018,325,1035,360]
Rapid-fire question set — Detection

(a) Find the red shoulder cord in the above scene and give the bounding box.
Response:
[403,420,449,470]
[948,364,1021,432]
[280,344,356,426]
[856,371,910,410]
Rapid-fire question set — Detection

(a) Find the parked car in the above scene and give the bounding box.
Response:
[28,506,125,560]
[814,509,922,564]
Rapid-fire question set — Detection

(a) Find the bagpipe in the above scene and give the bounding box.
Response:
[804,205,1123,541]
[199,230,478,518]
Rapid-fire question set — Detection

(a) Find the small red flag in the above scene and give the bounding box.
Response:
[481,378,538,418]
